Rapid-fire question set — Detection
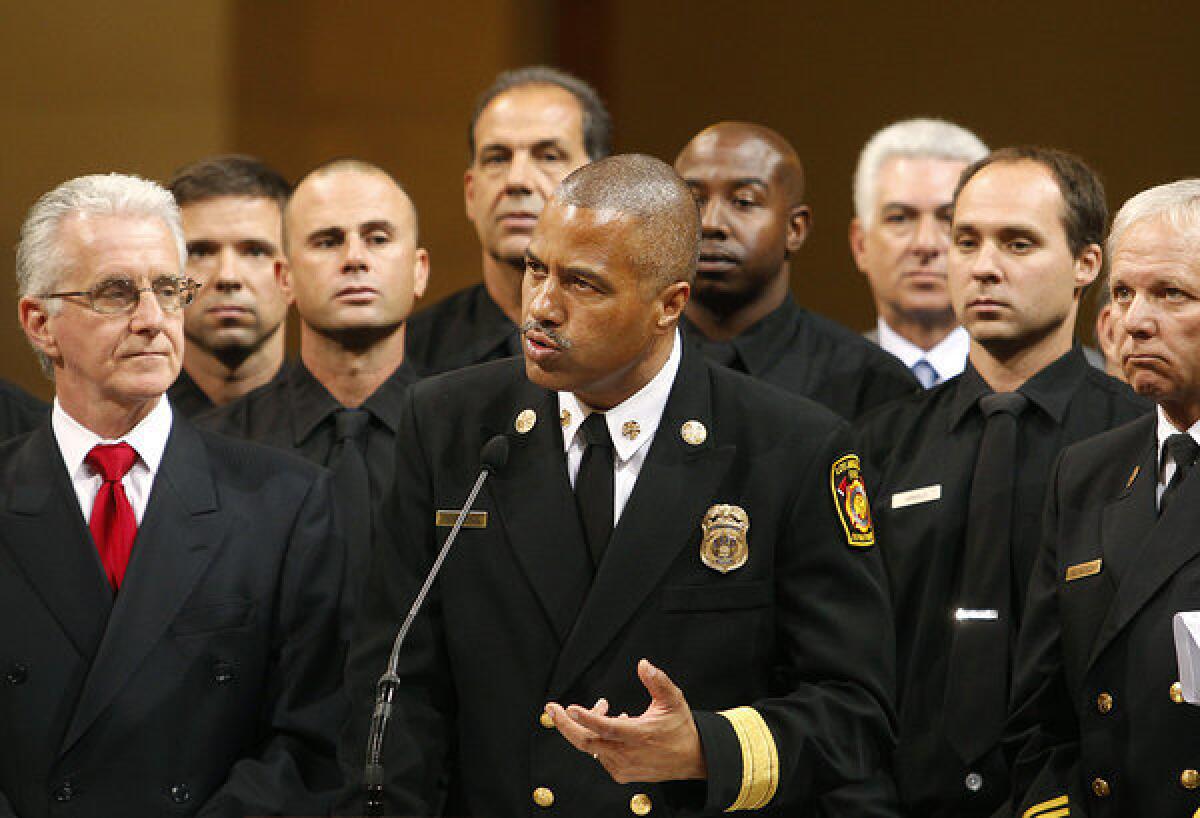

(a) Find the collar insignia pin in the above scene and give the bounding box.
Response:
[622,420,641,441]
[515,409,537,435]
[681,420,707,446]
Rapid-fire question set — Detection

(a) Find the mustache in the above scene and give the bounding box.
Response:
[520,319,573,350]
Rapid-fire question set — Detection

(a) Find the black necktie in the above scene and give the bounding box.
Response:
[1161,433,1200,515]
[331,409,372,589]
[944,390,1029,764]
[575,413,615,566]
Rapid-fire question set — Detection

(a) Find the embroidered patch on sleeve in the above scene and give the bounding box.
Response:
[831,454,875,547]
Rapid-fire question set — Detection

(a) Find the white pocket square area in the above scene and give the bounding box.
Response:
[891,484,942,510]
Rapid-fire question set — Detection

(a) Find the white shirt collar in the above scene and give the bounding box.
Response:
[52,395,174,481]
[877,319,970,382]
[1155,404,1200,477]
[559,330,681,463]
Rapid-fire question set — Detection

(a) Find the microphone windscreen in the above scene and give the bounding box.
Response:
[480,434,510,474]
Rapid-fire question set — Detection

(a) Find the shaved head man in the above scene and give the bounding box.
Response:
[340,154,896,816]
[675,122,917,419]
[201,159,428,619]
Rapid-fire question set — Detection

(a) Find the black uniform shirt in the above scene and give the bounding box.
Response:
[198,360,419,617]
[680,295,919,420]
[856,346,1149,817]
[0,378,48,441]
[405,282,521,376]
[167,362,290,419]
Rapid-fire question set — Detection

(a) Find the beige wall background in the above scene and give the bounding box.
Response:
[2,0,1196,398]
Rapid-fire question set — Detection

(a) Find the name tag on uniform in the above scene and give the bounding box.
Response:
[434,510,488,529]
[891,484,941,509]
[1065,559,1102,582]
[955,608,999,621]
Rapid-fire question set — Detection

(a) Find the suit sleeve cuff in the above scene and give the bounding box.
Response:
[674,708,780,813]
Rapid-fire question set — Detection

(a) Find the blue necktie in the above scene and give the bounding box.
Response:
[912,359,937,389]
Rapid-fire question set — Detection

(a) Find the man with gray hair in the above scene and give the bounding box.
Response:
[2,173,346,817]
[850,118,987,387]
[340,154,896,816]
[1006,178,1200,817]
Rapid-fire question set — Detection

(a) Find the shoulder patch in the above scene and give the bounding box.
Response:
[831,454,875,547]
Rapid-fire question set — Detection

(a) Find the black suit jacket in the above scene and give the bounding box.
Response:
[1006,412,1200,817]
[0,416,346,818]
[854,348,1148,817]
[339,347,898,817]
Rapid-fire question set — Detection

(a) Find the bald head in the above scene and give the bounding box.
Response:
[553,153,700,288]
[677,122,806,207]
[285,159,418,252]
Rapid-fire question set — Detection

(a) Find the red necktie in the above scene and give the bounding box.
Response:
[86,443,139,590]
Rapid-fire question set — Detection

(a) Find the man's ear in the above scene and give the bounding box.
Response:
[412,247,431,301]
[656,280,691,331]
[464,168,476,219]
[849,217,869,274]
[19,296,59,364]
[1073,243,1103,294]
[785,205,812,256]
[275,259,294,305]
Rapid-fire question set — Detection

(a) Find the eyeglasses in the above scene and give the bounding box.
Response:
[42,276,201,315]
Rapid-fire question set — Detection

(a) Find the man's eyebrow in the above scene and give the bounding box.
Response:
[306,226,344,243]
[525,248,544,266]
[731,177,769,190]
[359,220,396,235]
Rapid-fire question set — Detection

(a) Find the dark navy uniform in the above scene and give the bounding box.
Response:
[405,282,521,376]
[1007,411,1200,817]
[680,295,919,420]
[339,346,898,817]
[856,347,1148,817]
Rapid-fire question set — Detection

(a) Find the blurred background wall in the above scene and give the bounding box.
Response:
[2,0,1196,398]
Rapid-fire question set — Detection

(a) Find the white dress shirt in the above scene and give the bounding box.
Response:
[52,395,173,524]
[1155,405,1200,508]
[559,330,681,527]
[877,319,970,387]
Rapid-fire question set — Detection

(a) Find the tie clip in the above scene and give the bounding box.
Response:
[435,510,488,529]
[955,608,999,621]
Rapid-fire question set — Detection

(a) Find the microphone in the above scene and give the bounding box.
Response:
[363,434,509,816]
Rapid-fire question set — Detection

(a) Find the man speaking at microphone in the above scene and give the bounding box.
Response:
[339,155,898,816]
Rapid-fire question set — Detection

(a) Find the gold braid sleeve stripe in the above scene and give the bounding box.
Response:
[1022,794,1069,818]
[718,706,779,811]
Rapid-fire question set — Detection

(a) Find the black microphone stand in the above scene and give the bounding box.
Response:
[363,435,509,816]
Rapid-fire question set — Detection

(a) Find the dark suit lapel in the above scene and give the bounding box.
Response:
[62,419,226,754]
[0,424,112,660]
[487,383,593,643]
[550,350,734,695]
[1089,420,1189,669]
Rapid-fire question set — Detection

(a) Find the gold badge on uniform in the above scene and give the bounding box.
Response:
[560,408,571,428]
[700,504,749,573]
[831,454,874,547]
[622,420,641,441]
[681,420,707,446]
[515,408,537,434]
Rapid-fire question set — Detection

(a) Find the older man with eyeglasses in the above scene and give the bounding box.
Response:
[1,173,347,818]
